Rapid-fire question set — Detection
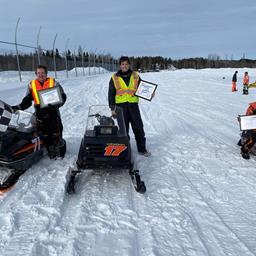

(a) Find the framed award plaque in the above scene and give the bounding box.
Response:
[38,87,63,108]
[135,79,157,101]
[239,115,256,131]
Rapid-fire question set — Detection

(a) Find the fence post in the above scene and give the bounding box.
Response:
[101,50,105,74]
[73,46,77,77]
[65,38,69,79]
[36,26,42,65]
[93,49,97,75]
[15,17,22,82]
[82,46,85,76]
[53,33,58,78]
[88,52,91,76]
[98,51,101,74]
[108,56,111,71]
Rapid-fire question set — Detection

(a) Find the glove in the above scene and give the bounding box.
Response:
[47,104,59,110]
[111,111,117,119]
[11,105,20,113]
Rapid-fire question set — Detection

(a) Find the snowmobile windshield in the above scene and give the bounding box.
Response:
[85,105,127,137]
[9,110,36,132]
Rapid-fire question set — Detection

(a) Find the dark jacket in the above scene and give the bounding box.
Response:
[232,72,238,82]
[108,69,141,110]
[15,81,66,121]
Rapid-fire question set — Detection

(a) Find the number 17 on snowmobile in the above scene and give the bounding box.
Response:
[66,105,146,194]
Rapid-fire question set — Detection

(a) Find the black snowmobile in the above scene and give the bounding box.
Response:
[0,109,45,191]
[66,105,146,194]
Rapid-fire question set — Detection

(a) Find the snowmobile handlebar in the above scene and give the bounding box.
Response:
[88,113,115,126]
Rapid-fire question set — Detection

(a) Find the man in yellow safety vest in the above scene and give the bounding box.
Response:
[108,56,150,157]
[12,65,67,159]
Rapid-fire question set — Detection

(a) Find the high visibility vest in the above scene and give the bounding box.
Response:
[112,71,139,104]
[246,102,256,115]
[243,75,249,85]
[29,77,55,105]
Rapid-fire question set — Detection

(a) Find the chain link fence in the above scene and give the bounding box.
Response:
[0,39,118,81]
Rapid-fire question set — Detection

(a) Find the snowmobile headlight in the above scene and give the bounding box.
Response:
[100,127,113,135]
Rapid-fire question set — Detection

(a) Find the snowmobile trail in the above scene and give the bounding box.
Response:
[1,69,256,255]
[174,166,255,256]
[0,156,72,256]
[33,169,147,256]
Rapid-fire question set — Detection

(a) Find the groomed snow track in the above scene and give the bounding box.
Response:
[1,68,256,256]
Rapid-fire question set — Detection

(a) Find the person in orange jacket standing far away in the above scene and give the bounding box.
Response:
[232,71,238,92]
[243,71,249,95]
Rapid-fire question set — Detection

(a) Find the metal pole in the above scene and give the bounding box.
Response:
[15,17,22,82]
[97,51,101,74]
[65,38,69,78]
[93,53,96,75]
[108,56,111,71]
[53,33,58,78]
[101,50,105,74]
[73,46,77,77]
[82,46,85,76]
[93,48,97,75]
[88,52,91,76]
[36,26,42,65]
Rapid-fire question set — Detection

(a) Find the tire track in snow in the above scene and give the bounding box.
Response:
[175,166,255,256]
[34,169,145,255]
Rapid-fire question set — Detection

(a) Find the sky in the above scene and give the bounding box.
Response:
[0,0,255,60]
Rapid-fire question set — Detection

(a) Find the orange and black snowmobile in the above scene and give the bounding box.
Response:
[0,107,45,192]
[65,105,146,194]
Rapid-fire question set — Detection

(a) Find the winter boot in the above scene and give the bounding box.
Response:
[138,150,151,157]
[241,151,250,160]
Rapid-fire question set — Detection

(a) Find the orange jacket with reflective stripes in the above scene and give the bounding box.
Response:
[112,71,139,104]
[246,102,256,115]
[243,75,249,85]
[29,77,55,105]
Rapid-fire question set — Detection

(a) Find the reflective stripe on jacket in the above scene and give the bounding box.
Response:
[243,75,249,85]
[112,71,139,104]
[30,77,55,105]
[246,102,256,115]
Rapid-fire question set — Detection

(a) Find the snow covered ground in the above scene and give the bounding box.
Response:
[1,68,256,256]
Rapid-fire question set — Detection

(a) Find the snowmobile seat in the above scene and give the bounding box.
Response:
[10,125,35,134]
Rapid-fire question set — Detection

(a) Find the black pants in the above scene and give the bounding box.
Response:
[36,110,63,155]
[240,130,256,153]
[117,103,146,152]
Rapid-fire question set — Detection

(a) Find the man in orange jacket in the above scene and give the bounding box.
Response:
[242,72,249,95]
[232,71,238,92]
[12,65,67,159]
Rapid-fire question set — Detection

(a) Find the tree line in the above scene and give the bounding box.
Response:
[0,49,113,71]
[0,52,256,71]
[129,56,256,71]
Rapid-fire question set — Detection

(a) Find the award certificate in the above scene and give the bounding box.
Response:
[135,79,157,101]
[38,87,63,108]
[239,115,256,131]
